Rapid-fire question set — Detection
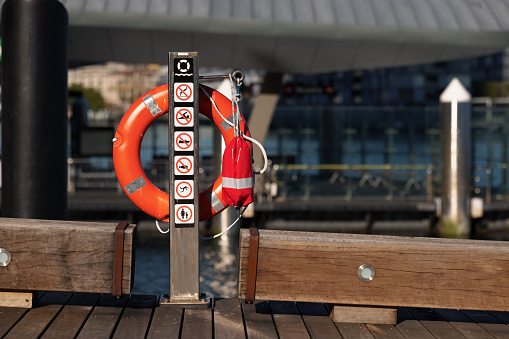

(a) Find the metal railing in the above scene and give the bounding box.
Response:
[67,157,509,204]
[268,163,509,203]
[67,158,215,193]
[269,163,434,201]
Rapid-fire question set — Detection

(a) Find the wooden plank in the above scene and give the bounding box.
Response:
[395,308,435,339]
[461,310,509,338]
[329,305,397,324]
[122,224,136,293]
[242,300,278,339]
[434,308,494,339]
[0,218,136,294]
[41,293,100,339]
[238,229,509,311]
[0,290,38,308]
[76,294,129,339]
[146,307,183,339]
[214,298,245,338]
[0,307,29,337]
[297,302,342,339]
[3,292,72,339]
[365,324,406,339]
[334,323,374,339]
[407,308,466,339]
[269,301,310,339]
[112,295,157,339]
[180,308,213,339]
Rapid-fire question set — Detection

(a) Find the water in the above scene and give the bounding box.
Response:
[131,226,239,298]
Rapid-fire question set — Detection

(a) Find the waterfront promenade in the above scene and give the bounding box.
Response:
[3,292,509,338]
[66,190,509,237]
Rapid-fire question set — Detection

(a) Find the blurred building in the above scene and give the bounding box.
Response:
[68,62,162,108]
[281,49,509,107]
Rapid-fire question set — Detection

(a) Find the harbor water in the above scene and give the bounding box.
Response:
[131,221,240,298]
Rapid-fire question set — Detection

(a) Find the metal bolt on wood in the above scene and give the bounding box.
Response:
[0,248,12,267]
[358,264,375,282]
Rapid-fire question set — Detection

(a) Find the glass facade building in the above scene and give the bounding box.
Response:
[261,50,509,202]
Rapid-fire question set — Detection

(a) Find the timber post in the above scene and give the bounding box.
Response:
[239,229,509,324]
[0,218,136,307]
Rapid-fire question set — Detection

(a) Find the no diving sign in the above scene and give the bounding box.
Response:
[174,83,193,102]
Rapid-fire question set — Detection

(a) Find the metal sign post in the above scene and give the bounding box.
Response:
[160,51,210,307]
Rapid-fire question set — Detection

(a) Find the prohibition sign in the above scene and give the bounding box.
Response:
[175,83,193,102]
[175,180,193,199]
[175,156,193,175]
[175,132,193,151]
[175,108,193,126]
[176,204,193,223]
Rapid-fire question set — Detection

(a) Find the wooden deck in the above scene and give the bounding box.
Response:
[2,292,509,338]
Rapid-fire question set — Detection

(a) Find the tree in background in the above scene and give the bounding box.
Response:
[69,83,105,110]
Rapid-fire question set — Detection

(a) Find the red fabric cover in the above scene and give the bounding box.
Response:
[222,137,254,208]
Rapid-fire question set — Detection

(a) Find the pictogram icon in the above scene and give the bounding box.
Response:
[175,156,193,175]
[175,132,193,151]
[176,59,192,76]
[175,204,193,223]
[175,108,193,127]
[174,83,193,102]
[175,180,193,199]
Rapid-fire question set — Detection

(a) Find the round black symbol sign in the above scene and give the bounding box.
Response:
[177,59,191,73]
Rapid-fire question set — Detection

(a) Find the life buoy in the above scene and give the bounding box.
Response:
[113,84,252,222]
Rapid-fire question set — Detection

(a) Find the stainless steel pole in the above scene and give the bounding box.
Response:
[161,51,209,307]
[439,78,471,238]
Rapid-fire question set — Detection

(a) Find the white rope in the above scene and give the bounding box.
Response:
[154,207,246,238]
[199,85,268,174]
[154,83,261,237]
[200,206,247,240]
[199,85,233,127]
[155,219,169,234]
[243,134,268,175]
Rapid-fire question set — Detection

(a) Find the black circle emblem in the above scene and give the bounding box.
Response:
[177,59,191,73]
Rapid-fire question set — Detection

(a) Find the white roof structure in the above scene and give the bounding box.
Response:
[16,0,509,72]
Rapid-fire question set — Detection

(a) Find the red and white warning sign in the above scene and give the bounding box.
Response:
[174,83,194,102]
[174,155,194,176]
[170,53,198,229]
[175,131,194,151]
[175,204,194,224]
[175,108,194,127]
[175,180,193,199]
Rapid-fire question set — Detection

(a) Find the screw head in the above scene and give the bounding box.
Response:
[0,248,12,267]
[358,264,375,282]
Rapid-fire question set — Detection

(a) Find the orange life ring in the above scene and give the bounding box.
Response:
[113,84,251,222]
